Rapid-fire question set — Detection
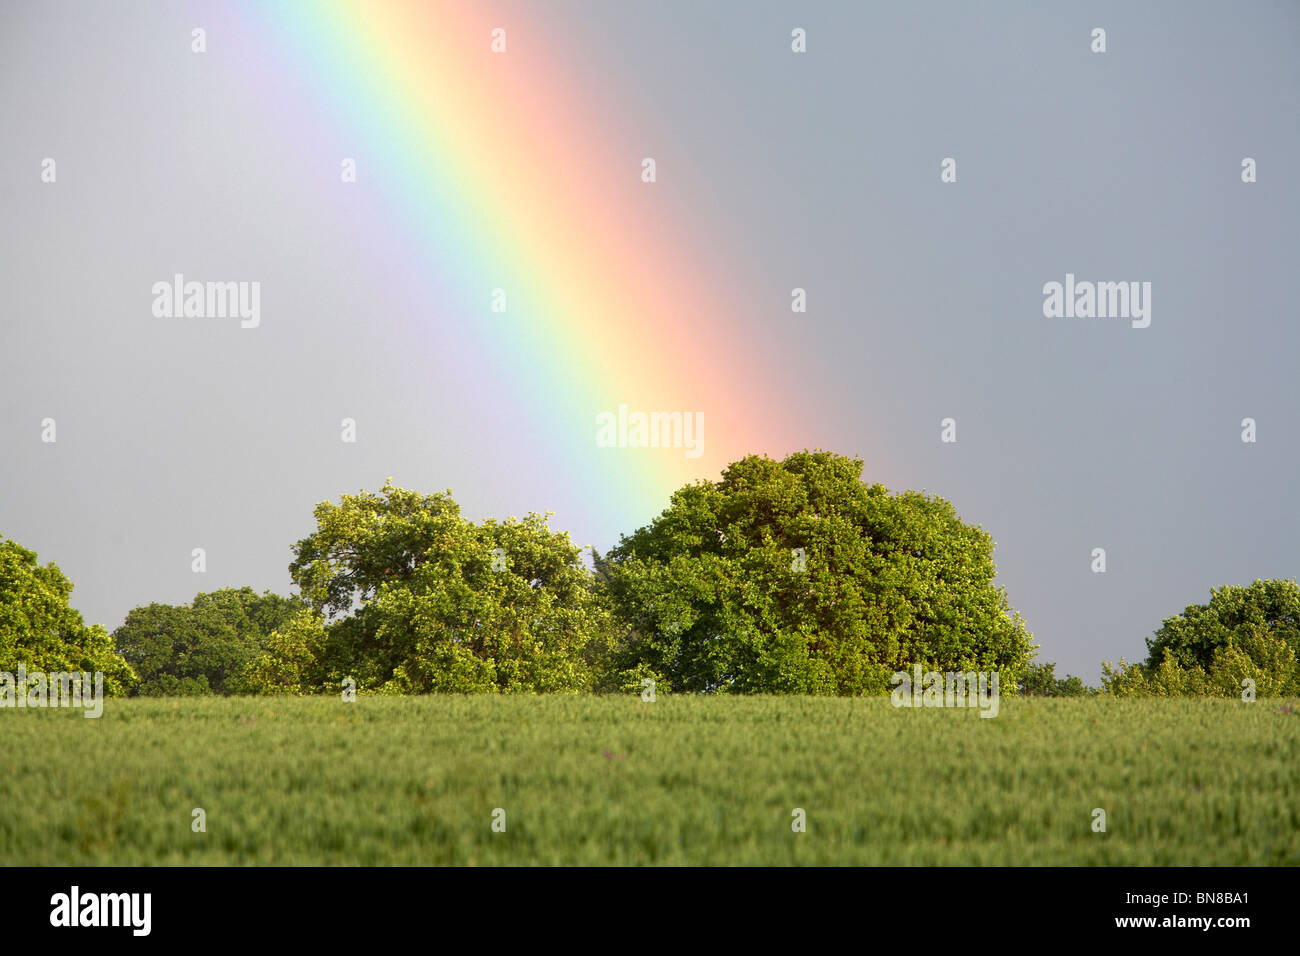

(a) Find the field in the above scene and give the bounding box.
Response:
[3,695,1298,865]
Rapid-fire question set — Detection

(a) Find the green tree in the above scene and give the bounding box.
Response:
[286,480,612,693]
[1100,653,1213,698]
[601,450,1034,694]
[1102,581,1300,698]
[1021,660,1092,697]
[1144,578,1300,674]
[240,610,330,695]
[0,535,134,694]
[113,587,304,695]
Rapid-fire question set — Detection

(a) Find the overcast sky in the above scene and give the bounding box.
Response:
[2,0,1297,681]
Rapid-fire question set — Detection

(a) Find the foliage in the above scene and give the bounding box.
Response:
[239,610,330,696]
[112,587,304,696]
[1103,580,1300,698]
[1103,640,1299,699]
[0,535,134,694]
[283,480,613,694]
[1020,660,1093,697]
[1145,578,1300,671]
[601,450,1034,694]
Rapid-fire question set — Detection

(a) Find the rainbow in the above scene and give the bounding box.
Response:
[235,1,814,529]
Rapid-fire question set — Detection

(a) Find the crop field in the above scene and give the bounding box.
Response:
[2,696,1298,866]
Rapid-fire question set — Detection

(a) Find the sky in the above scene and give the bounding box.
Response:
[1,0,1297,681]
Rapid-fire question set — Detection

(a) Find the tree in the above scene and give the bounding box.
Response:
[0,535,134,694]
[1020,660,1092,697]
[1144,579,1300,673]
[1102,581,1300,698]
[285,480,613,693]
[240,610,330,696]
[112,587,304,695]
[600,450,1034,694]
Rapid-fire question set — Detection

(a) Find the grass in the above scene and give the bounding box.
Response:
[2,695,1297,865]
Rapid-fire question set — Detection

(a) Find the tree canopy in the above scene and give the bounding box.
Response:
[1103,578,1300,697]
[112,587,304,695]
[0,535,134,694]
[600,450,1034,694]
[283,479,613,693]
[1145,578,1299,671]
[13,463,1299,701]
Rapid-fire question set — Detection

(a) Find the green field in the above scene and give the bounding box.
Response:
[3,696,1298,865]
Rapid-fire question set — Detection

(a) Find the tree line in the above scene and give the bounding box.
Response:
[2,450,1296,697]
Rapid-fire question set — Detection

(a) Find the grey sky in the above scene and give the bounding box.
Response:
[2,1,1297,681]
